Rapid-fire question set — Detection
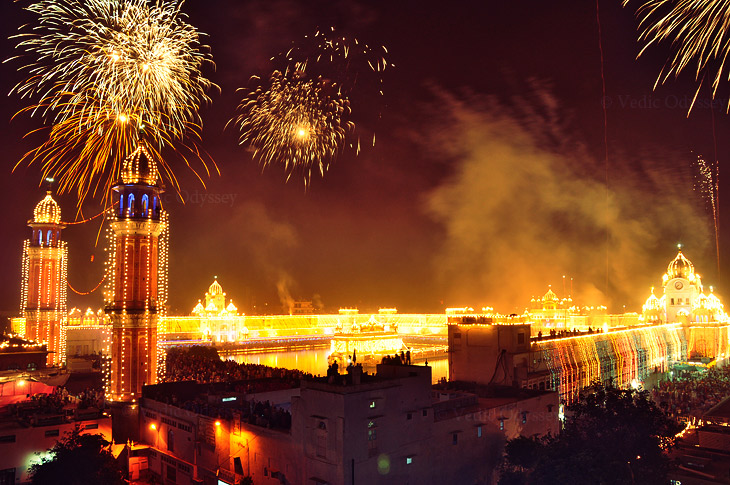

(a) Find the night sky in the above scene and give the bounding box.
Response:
[1,0,729,316]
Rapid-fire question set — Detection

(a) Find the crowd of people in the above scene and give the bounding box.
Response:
[381,350,411,365]
[10,385,104,426]
[652,367,730,422]
[163,346,314,386]
[536,327,603,340]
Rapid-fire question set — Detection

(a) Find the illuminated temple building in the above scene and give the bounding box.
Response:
[450,249,730,403]
[190,278,247,342]
[104,146,169,402]
[19,191,67,366]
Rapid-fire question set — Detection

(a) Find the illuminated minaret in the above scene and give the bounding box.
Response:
[20,192,68,366]
[105,146,169,402]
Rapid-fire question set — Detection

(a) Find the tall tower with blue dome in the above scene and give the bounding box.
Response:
[20,191,68,366]
[104,145,169,402]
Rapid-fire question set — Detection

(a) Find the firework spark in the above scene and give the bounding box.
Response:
[233,28,388,185]
[693,154,720,272]
[8,0,215,205]
[624,0,730,111]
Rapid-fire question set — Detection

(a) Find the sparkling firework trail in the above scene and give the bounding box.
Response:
[233,28,389,185]
[8,0,216,206]
[624,0,730,111]
[693,154,720,273]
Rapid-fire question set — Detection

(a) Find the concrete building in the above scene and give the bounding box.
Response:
[137,364,557,484]
[0,397,111,483]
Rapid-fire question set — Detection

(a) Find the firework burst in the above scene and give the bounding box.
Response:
[233,28,388,185]
[624,0,730,111]
[8,0,215,205]
[234,71,353,183]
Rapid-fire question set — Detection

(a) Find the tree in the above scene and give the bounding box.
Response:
[500,381,683,485]
[29,426,125,485]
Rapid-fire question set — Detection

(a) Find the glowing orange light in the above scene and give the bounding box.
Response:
[149,423,156,430]
[215,420,221,427]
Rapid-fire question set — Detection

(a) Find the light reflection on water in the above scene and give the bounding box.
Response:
[226,348,449,384]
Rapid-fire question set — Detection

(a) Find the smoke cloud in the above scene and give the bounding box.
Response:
[423,87,711,313]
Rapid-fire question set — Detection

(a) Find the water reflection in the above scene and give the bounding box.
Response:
[226,348,449,384]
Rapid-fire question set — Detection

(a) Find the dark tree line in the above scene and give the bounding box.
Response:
[500,381,683,485]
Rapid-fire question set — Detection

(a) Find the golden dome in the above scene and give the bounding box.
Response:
[121,145,158,185]
[666,250,695,280]
[208,278,223,296]
[33,192,61,224]
[543,287,558,302]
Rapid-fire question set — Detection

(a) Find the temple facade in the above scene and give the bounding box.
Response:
[642,249,727,325]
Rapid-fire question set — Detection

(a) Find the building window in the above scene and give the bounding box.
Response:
[452,433,458,445]
[141,194,149,218]
[166,464,176,483]
[0,435,15,444]
[522,412,528,424]
[670,298,675,305]
[369,400,376,409]
[499,420,505,431]
[127,194,135,217]
[367,421,378,456]
[406,457,413,465]
[167,429,174,452]
[44,429,59,438]
[477,426,482,438]
[316,421,327,458]
[84,423,98,430]
[423,409,428,417]
[406,413,412,420]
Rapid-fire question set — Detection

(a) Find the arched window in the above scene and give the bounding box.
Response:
[127,194,135,217]
[167,429,175,452]
[46,230,52,246]
[152,196,158,216]
[141,194,149,217]
[119,193,124,216]
[37,230,42,246]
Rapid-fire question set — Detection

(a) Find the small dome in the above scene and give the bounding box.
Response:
[666,250,695,280]
[33,192,61,224]
[543,287,558,302]
[208,278,223,296]
[642,288,661,312]
[121,145,159,185]
[192,301,204,315]
[226,301,238,313]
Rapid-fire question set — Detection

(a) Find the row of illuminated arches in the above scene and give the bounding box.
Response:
[118,192,160,219]
[32,228,59,247]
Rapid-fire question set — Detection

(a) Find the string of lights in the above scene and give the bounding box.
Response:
[67,275,105,295]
